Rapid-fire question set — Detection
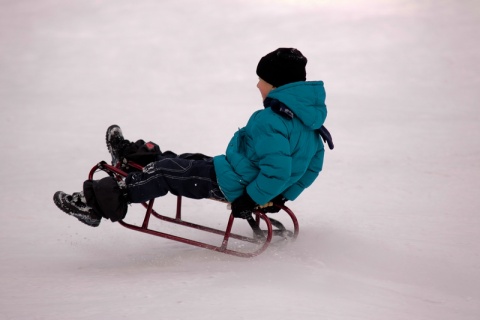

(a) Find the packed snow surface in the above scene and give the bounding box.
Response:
[1,0,479,319]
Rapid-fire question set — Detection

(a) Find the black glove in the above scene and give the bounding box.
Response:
[231,193,257,219]
[262,194,287,213]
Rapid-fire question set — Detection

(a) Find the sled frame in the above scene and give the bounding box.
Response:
[88,161,299,258]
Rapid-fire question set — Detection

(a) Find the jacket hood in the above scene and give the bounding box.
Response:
[266,81,327,130]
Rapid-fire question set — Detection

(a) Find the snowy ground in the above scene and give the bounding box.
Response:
[1,0,480,319]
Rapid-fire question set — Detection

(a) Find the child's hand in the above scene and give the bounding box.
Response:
[231,193,257,219]
[261,195,287,213]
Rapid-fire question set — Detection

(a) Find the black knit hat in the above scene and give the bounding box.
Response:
[256,48,307,87]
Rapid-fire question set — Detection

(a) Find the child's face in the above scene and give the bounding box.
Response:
[257,78,274,101]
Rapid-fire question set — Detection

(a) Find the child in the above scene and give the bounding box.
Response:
[53,48,333,227]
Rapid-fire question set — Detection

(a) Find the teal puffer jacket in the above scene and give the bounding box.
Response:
[213,81,327,205]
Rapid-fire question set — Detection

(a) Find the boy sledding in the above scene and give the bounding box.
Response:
[53,48,333,256]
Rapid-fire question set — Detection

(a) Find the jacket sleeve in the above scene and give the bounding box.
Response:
[245,118,293,206]
[282,142,324,201]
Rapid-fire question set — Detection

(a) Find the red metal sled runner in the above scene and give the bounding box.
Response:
[88,161,299,258]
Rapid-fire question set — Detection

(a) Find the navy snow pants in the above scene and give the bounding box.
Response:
[125,157,226,203]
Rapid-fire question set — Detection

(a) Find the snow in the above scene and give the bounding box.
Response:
[1,0,479,319]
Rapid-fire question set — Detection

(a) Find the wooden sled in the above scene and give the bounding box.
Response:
[88,161,299,258]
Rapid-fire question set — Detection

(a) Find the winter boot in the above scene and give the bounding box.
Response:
[53,191,102,227]
[106,124,130,166]
[106,124,165,170]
